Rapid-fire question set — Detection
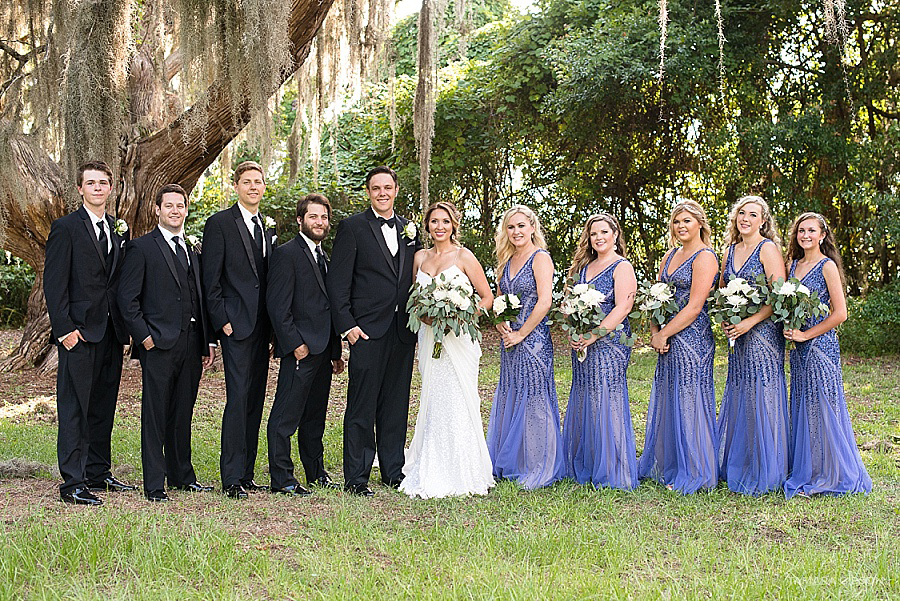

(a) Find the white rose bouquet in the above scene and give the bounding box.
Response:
[406,271,482,358]
[549,280,631,362]
[484,293,522,327]
[629,280,679,342]
[767,277,829,349]
[707,275,768,352]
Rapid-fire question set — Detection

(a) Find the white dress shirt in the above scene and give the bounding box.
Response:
[158,226,190,266]
[93,214,112,253]
[378,210,399,256]
[298,230,325,269]
[237,202,266,257]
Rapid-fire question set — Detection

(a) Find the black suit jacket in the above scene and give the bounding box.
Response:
[117,228,214,351]
[266,235,341,359]
[327,208,421,343]
[201,203,276,340]
[44,206,129,344]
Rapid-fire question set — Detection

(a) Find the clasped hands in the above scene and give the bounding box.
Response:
[495,322,524,349]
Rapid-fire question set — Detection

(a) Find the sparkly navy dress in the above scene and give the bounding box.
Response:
[784,258,872,498]
[562,259,637,490]
[716,240,789,495]
[487,249,564,489]
[637,248,718,494]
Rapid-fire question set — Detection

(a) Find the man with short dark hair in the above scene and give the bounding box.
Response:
[44,160,135,505]
[202,161,276,499]
[327,166,421,496]
[266,194,344,496]
[118,184,216,502]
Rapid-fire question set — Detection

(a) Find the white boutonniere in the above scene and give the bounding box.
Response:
[264,216,276,229]
[402,222,417,240]
[186,235,199,248]
[114,219,128,236]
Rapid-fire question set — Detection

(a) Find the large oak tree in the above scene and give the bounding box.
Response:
[0,0,337,370]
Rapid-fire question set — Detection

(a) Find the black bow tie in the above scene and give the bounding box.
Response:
[377,216,396,229]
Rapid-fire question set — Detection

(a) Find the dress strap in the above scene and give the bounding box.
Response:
[662,248,677,274]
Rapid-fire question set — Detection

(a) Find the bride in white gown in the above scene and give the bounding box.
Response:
[401,201,496,499]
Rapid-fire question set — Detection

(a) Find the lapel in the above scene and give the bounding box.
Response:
[78,206,106,267]
[231,204,259,281]
[396,215,409,282]
[187,244,203,296]
[298,236,327,295]
[262,216,274,260]
[106,214,123,278]
[366,208,398,278]
[152,229,181,289]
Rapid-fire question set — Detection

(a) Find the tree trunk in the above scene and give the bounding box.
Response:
[1,0,336,371]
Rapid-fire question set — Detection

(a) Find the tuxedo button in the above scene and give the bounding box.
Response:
[255,284,259,289]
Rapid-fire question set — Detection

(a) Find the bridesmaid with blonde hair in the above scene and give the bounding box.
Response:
[487,205,564,489]
[716,195,789,496]
[637,200,719,494]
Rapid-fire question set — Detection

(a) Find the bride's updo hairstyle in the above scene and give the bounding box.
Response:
[423,201,461,246]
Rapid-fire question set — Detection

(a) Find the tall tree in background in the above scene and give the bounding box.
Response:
[0,0,339,370]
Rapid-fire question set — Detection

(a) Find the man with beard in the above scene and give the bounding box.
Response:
[265,194,345,495]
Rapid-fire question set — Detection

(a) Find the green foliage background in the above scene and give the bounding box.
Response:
[49,0,890,352]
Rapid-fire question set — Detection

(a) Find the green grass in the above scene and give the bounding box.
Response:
[1,341,898,600]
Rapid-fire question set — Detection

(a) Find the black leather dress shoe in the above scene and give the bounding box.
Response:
[240,480,269,492]
[344,483,375,497]
[146,489,169,502]
[308,476,341,490]
[171,482,214,493]
[382,476,404,490]
[271,484,312,497]
[223,484,248,499]
[60,488,103,506]
[86,477,136,492]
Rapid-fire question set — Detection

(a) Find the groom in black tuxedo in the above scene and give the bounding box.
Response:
[117,184,217,502]
[44,160,135,505]
[266,194,344,496]
[202,161,276,499]
[327,166,421,496]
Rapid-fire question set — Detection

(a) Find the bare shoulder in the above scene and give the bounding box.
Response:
[613,257,635,278]
[695,248,719,269]
[533,249,554,269]
[759,239,784,262]
[821,258,840,279]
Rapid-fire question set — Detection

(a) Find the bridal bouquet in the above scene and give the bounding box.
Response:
[767,277,829,349]
[707,275,768,352]
[629,280,679,342]
[407,271,482,358]
[549,280,630,362]
[484,293,522,327]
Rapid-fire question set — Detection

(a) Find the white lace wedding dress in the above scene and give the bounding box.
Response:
[400,265,495,499]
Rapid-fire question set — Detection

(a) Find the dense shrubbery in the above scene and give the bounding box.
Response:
[0,252,34,328]
[839,282,900,357]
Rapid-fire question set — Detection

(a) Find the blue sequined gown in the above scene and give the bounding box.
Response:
[562,259,637,489]
[487,249,564,489]
[784,258,872,498]
[716,240,789,495]
[637,248,718,494]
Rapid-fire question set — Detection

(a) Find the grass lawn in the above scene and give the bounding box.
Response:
[1,329,898,600]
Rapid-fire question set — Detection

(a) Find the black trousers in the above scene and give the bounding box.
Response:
[343,315,415,486]
[56,323,123,494]
[219,322,270,487]
[139,325,203,492]
[266,345,333,490]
